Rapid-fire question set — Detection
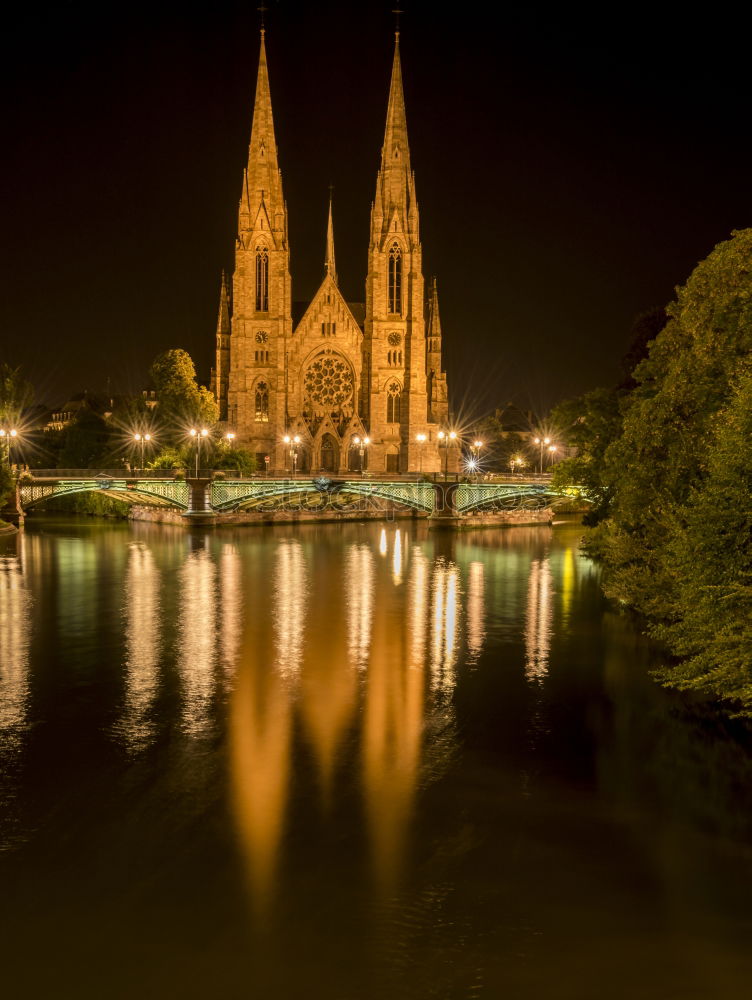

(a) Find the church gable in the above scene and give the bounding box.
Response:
[292,275,363,352]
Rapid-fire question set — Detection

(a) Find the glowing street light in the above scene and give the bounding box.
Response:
[133,432,152,474]
[547,444,558,468]
[283,434,302,476]
[0,428,18,468]
[533,435,551,474]
[225,432,236,448]
[353,434,370,475]
[189,427,210,477]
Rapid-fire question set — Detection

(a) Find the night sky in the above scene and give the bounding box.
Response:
[2,1,750,418]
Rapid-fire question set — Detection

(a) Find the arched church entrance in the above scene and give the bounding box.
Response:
[320,434,339,473]
[385,445,400,474]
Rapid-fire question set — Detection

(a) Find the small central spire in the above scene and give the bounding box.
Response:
[325,190,337,285]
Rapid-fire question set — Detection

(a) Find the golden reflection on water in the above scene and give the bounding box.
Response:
[118,542,160,752]
[230,625,292,917]
[273,540,307,681]
[431,558,461,694]
[525,557,553,682]
[362,552,425,895]
[560,544,575,623]
[228,527,571,912]
[178,541,218,734]
[219,543,242,686]
[466,560,485,664]
[346,543,374,670]
[0,538,31,733]
[392,528,403,584]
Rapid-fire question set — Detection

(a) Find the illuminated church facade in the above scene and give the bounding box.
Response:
[211,30,450,474]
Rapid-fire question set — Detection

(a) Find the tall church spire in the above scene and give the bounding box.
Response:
[239,30,285,234]
[381,34,411,171]
[325,194,337,284]
[371,33,418,243]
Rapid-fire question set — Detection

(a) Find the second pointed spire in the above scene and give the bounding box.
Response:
[325,194,337,285]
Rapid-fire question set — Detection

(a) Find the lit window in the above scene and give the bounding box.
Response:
[255,380,269,422]
[255,247,269,312]
[387,381,401,423]
[388,243,402,315]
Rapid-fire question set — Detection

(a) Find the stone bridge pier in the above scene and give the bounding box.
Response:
[1,481,24,527]
[430,482,462,526]
[184,478,216,525]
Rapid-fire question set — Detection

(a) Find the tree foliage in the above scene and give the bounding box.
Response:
[150,349,218,436]
[0,364,34,423]
[572,229,752,713]
[550,387,622,524]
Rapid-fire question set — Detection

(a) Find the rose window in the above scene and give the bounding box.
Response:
[304,354,354,411]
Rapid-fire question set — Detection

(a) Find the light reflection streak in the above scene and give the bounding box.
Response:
[409,547,429,672]
[178,542,218,735]
[525,557,553,682]
[219,543,242,686]
[430,559,460,694]
[273,540,307,681]
[392,528,403,584]
[0,544,31,733]
[346,543,374,669]
[379,528,387,557]
[118,542,160,752]
[561,546,575,623]
[466,560,485,663]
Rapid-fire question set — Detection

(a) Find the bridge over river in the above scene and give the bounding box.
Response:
[5,471,588,526]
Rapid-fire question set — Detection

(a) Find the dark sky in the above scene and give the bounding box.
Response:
[2,1,750,418]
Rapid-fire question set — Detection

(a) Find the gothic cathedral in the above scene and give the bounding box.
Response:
[210,30,450,474]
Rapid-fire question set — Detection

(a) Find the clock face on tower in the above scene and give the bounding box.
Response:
[255,331,268,344]
[387,331,401,346]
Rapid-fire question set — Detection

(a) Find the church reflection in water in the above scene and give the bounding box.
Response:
[224,529,572,912]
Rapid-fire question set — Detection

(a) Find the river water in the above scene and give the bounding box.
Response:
[1,518,751,999]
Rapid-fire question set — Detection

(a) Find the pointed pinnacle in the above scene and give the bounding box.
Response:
[325,193,337,284]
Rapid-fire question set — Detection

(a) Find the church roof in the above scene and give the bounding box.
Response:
[292,300,365,330]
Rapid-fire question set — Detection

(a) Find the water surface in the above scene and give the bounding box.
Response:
[1,518,751,999]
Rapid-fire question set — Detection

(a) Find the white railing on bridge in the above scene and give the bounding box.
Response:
[26,469,553,484]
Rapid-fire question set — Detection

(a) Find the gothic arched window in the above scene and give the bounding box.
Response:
[386,381,401,424]
[388,243,402,315]
[255,246,269,312]
[255,380,269,422]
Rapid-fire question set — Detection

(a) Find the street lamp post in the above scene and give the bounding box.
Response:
[438,430,457,481]
[547,444,558,469]
[133,432,152,474]
[283,434,301,476]
[0,428,18,468]
[190,428,210,476]
[533,435,551,474]
[353,435,370,475]
[225,432,235,448]
[416,433,426,476]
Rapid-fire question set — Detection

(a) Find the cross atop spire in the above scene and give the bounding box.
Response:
[325,191,337,284]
